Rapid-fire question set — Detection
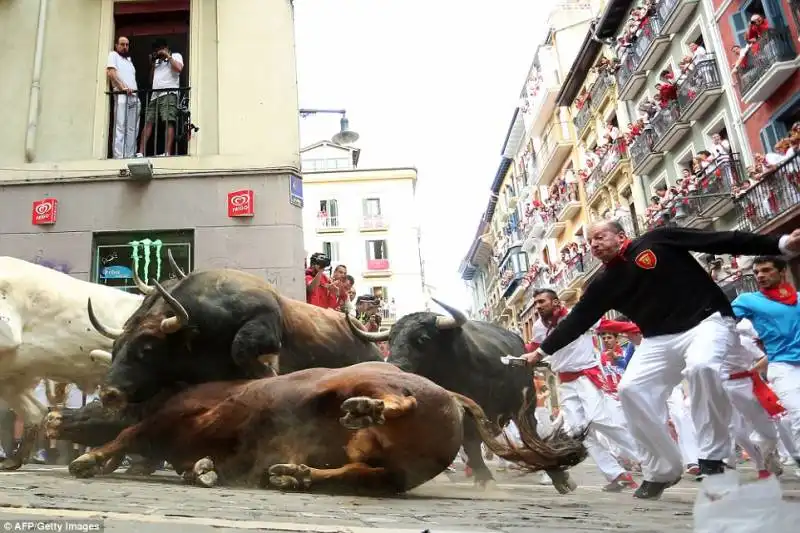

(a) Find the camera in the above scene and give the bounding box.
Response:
[309,252,331,269]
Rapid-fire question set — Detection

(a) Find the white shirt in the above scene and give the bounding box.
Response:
[532,311,600,373]
[107,51,137,91]
[711,140,731,158]
[151,52,183,99]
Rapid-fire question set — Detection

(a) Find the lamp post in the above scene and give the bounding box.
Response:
[298,108,360,145]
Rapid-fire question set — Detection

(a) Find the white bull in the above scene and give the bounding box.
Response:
[0,257,145,470]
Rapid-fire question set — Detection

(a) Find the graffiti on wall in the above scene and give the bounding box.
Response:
[31,251,71,274]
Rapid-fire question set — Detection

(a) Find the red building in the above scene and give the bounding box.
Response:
[712,0,800,150]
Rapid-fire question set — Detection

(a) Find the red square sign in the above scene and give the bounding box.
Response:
[227,189,255,217]
[32,198,58,225]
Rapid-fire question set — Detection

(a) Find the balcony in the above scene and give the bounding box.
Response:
[632,11,671,74]
[573,104,594,139]
[589,73,615,111]
[552,255,587,301]
[677,55,723,122]
[521,54,562,135]
[107,87,193,160]
[316,214,344,233]
[554,187,582,221]
[677,154,745,228]
[736,28,800,104]
[360,215,389,231]
[616,48,647,100]
[735,152,800,232]
[499,246,529,299]
[656,0,699,36]
[651,100,691,152]
[719,274,758,302]
[586,139,628,206]
[535,122,574,186]
[364,258,391,278]
[543,218,567,239]
[629,129,663,175]
[522,212,547,253]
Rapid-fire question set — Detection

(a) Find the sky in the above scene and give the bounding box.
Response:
[294,0,555,311]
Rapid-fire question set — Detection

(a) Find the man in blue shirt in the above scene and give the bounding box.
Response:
[731,256,800,468]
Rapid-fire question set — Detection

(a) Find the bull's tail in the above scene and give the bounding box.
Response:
[451,392,587,473]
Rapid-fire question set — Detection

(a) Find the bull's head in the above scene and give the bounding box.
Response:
[86,278,190,408]
[347,298,467,371]
[131,249,188,295]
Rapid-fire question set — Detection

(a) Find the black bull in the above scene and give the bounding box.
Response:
[346,298,586,494]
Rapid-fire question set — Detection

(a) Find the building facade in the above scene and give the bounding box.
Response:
[0,0,304,298]
[300,142,425,325]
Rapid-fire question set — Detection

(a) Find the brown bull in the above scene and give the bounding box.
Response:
[60,362,585,494]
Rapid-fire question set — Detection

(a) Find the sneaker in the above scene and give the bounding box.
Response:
[602,472,639,492]
[686,464,700,476]
[135,153,144,158]
[633,478,680,500]
[765,449,784,477]
[695,459,726,481]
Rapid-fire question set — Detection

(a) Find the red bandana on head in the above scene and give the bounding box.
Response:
[761,282,798,306]
[605,239,632,267]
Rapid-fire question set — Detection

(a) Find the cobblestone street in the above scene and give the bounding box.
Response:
[1,461,799,532]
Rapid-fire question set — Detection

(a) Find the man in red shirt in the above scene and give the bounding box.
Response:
[305,253,337,308]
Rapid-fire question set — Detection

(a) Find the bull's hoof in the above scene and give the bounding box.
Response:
[0,457,23,472]
[182,457,219,488]
[547,469,578,494]
[268,463,312,491]
[43,411,63,440]
[101,455,124,475]
[69,453,101,479]
[339,397,385,429]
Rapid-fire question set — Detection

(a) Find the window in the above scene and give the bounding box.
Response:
[321,241,340,263]
[370,286,389,301]
[92,230,193,294]
[730,0,789,46]
[365,240,389,260]
[320,199,339,218]
[761,96,800,152]
[363,198,382,217]
[109,0,191,159]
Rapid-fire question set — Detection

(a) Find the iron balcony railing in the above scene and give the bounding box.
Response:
[573,103,593,135]
[735,28,798,97]
[317,214,341,229]
[552,254,586,293]
[681,154,744,218]
[631,12,665,69]
[719,274,758,302]
[616,48,641,90]
[735,151,800,232]
[539,121,571,163]
[650,100,683,145]
[585,139,627,199]
[630,129,658,169]
[590,73,614,105]
[677,55,722,113]
[106,87,193,159]
[656,0,682,24]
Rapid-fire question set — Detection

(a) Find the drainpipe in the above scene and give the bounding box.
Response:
[701,0,753,166]
[24,0,49,163]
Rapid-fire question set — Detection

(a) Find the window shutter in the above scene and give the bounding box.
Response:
[332,242,340,262]
[365,240,372,261]
[729,12,748,46]
[362,198,368,218]
[760,122,783,153]
[763,0,788,29]
[382,240,389,259]
[329,199,338,219]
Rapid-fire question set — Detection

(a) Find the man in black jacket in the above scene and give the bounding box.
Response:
[521,221,800,499]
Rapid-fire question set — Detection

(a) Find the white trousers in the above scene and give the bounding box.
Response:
[618,313,736,482]
[534,407,553,438]
[667,385,699,467]
[767,362,800,455]
[113,94,141,159]
[729,410,766,470]
[777,416,799,459]
[560,376,640,481]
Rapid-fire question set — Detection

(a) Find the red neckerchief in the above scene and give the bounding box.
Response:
[543,307,569,335]
[604,239,632,268]
[761,282,798,306]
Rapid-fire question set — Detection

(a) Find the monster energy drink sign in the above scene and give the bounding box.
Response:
[130,238,163,282]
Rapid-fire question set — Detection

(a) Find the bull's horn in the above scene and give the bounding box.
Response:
[167,249,187,280]
[432,298,468,330]
[152,279,189,332]
[346,314,390,343]
[89,349,113,365]
[87,298,123,339]
[132,266,154,295]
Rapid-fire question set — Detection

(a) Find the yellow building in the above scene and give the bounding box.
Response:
[0,0,304,298]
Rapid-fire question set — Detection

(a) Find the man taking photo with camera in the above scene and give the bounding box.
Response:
[137,38,183,157]
[306,253,338,309]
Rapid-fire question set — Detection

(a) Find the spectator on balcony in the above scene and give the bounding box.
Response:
[107,36,140,160]
[137,39,184,158]
[655,75,677,109]
[729,44,751,85]
[710,133,732,160]
[746,14,769,55]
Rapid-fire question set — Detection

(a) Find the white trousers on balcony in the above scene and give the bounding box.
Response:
[618,313,736,482]
[113,94,141,159]
[768,362,800,456]
[559,376,640,482]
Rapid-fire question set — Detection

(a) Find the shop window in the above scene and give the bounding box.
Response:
[92,230,194,294]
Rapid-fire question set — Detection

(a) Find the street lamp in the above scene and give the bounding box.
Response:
[298,108,360,145]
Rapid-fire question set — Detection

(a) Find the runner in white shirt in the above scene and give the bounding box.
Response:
[523,289,641,491]
[106,36,140,159]
[138,38,184,157]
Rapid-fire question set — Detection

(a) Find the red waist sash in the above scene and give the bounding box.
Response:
[728,369,786,417]
[558,366,616,397]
